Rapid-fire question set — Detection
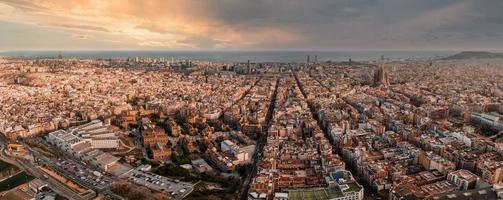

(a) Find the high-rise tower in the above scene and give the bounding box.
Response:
[246,60,251,74]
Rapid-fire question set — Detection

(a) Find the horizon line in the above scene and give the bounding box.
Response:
[2,49,502,52]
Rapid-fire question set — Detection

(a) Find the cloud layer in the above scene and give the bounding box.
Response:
[1,0,503,50]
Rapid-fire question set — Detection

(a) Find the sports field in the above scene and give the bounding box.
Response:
[288,187,344,200]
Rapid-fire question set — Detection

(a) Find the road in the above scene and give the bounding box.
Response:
[24,136,191,200]
[295,72,382,199]
[23,140,124,200]
[0,136,93,200]
[239,77,280,200]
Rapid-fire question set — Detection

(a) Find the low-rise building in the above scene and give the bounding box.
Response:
[150,142,172,161]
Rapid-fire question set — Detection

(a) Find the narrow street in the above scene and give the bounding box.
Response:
[294,72,381,199]
[239,76,280,200]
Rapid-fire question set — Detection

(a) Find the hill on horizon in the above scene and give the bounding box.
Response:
[443,51,503,60]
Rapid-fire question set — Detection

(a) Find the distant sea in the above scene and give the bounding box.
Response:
[0,50,457,62]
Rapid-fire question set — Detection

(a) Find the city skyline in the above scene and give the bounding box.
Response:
[1,0,503,51]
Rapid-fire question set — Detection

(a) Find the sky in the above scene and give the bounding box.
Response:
[1,0,503,51]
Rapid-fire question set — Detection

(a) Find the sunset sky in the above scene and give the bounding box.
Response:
[1,0,503,51]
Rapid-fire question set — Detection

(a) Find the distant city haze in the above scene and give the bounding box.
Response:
[0,50,455,62]
[0,0,503,51]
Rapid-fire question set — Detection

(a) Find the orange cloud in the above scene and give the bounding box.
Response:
[71,33,91,39]
[0,0,303,49]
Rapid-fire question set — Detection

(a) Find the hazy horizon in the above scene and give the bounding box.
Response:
[0,49,460,62]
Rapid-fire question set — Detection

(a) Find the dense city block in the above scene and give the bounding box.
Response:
[0,56,503,200]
